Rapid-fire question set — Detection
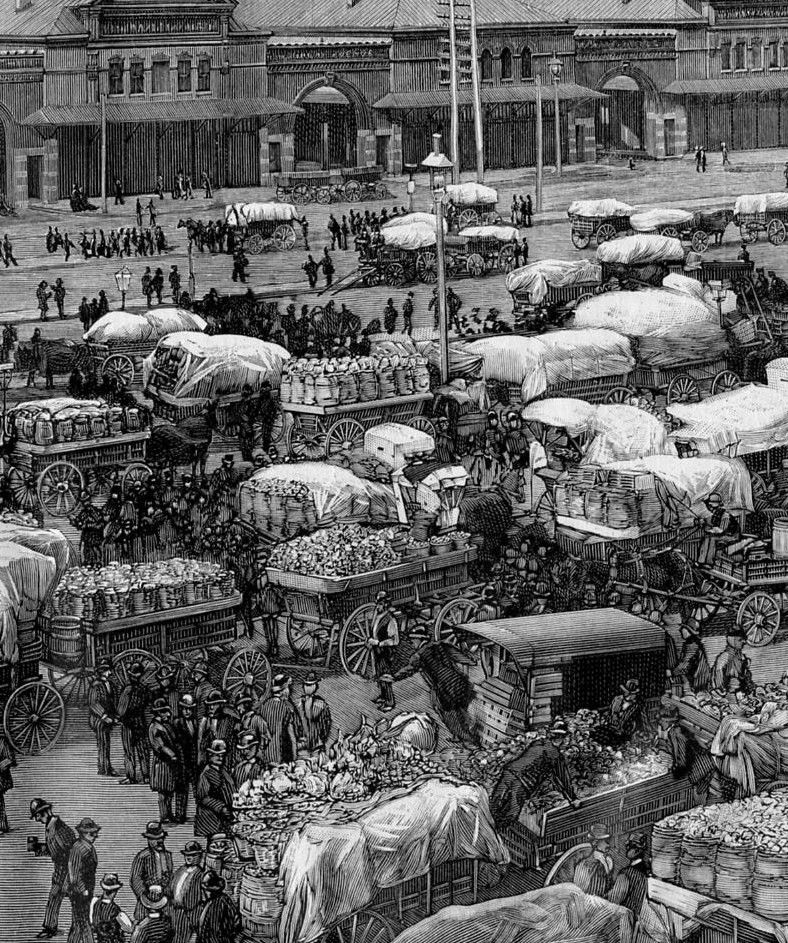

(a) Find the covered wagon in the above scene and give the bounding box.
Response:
[567,198,633,249]
[629,206,726,253]
[734,192,788,245]
[506,259,603,331]
[224,201,304,253]
[596,233,686,287]
[444,182,501,229]
[374,222,441,287]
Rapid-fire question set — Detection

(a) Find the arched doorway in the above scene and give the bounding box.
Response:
[294,84,358,170]
[597,74,644,151]
[0,122,6,199]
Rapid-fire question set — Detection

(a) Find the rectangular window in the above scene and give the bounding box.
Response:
[734,41,746,70]
[152,59,169,94]
[751,41,763,69]
[177,58,192,93]
[772,42,781,68]
[129,60,144,95]
[720,41,731,72]
[783,40,788,67]
[197,57,211,92]
[108,58,123,96]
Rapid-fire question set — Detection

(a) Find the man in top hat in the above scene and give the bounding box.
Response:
[151,664,180,718]
[367,591,400,712]
[210,453,240,516]
[129,885,172,943]
[233,732,265,787]
[658,702,715,803]
[90,873,133,943]
[117,660,150,785]
[259,675,303,766]
[489,720,579,831]
[130,822,174,922]
[197,691,236,767]
[170,841,204,943]
[594,679,644,747]
[235,693,271,752]
[173,694,199,824]
[189,660,213,719]
[195,739,235,841]
[712,631,754,696]
[572,824,615,898]
[148,699,182,823]
[88,658,118,776]
[30,798,77,938]
[699,492,741,566]
[670,618,712,695]
[196,870,239,943]
[67,817,101,943]
[299,673,332,754]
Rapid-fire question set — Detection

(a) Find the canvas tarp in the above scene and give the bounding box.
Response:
[734,192,788,216]
[84,308,206,345]
[278,780,509,943]
[0,542,58,666]
[224,202,301,225]
[459,225,520,242]
[596,234,685,265]
[630,207,694,232]
[0,524,72,592]
[383,213,447,233]
[505,259,602,303]
[567,198,633,219]
[445,182,498,205]
[381,224,437,250]
[369,334,484,380]
[9,398,109,421]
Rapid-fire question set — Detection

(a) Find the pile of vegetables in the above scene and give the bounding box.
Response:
[267,524,402,577]
[682,682,788,723]
[662,793,788,854]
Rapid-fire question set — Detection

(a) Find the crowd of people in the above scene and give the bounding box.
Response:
[46,225,171,262]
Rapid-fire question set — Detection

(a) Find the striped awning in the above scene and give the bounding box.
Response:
[664,75,788,95]
[22,97,302,126]
[374,82,606,110]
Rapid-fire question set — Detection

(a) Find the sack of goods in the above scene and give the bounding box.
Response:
[596,233,685,266]
[445,182,498,205]
[8,397,142,445]
[506,258,602,305]
[567,198,633,219]
[50,559,234,621]
[280,355,429,407]
[83,308,206,345]
[382,212,447,233]
[629,207,694,233]
[734,192,788,217]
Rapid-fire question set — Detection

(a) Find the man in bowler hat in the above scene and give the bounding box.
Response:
[129,821,173,922]
[117,660,150,784]
[196,871,239,943]
[195,739,234,842]
[197,690,236,767]
[30,797,77,939]
[148,699,182,823]
[170,841,204,943]
[89,872,133,943]
[299,673,332,753]
[67,817,101,943]
[88,659,118,776]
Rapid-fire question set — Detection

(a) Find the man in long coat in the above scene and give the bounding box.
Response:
[0,729,14,833]
[30,797,76,938]
[67,817,101,943]
[88,659,117,776]
[573,823,615,898]
[197,691,237,767]
[173,694,199,824]
[299,673,332,754]
[195,739,234,841]
[170,841,204,943]
[117,661,149,785]
[258,675,302,766]
[129,821,173,923]
[196,871,239,943]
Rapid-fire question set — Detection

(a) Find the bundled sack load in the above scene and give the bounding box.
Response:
[381,223,437,250]
[224,201,301,225]
[445,182,498,205]
[662,273,739,317]
[142,332,290,400]
[0,542,57,635]
[383,212,448,233]
[734,192,788,217]
[505,259,602,304]
[7,397,141,445]
[630,207,694,232]
[567,198,633,218]
[0,580,20,666]
[84,308,206,345]
[596,233,685,265]
[0,523,73,591]
[458,224,521,243]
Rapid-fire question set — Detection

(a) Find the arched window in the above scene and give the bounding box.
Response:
[108,57,124,96]
[501,47,512,80]
[521,46,532,79]
[480,48,493,81]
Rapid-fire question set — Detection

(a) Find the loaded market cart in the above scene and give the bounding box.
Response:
[629,206,728,254]
[369,222,441,288]
[734,191,788,245]
[339,165,389,202]
[445,225,520,278]
[224,202,304,254]
[596,234,686,288]
[567,199,633,249]
[273,169,334,206]
[274,166,388,205]
[444,182,501,230]
[506,259,604,332]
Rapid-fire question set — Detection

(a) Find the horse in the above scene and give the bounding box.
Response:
[177,217,202,245]
[694,209,735,246]
[147,400,218,480]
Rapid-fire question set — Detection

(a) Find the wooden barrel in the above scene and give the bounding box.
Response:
[240,865,283,937]
[753,851,788,922]
[680,835,718,895]
[222,858,245,905]
[46,619,84,669]
[651,822,684,884]
[715,844,754,909]
[773,519,788,558]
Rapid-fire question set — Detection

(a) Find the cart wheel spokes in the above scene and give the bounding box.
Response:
[288,417,328,461]
[223,648,272,702]
[434,598,480,646]
[274,224,297,251]
[316,187,331,206]
[458,209,478,229]
[4,681,65,755]
[384,263,407,288]
[7,466,38,512]
[286,615,330,662]
[738,591,781,646]
[293,184,311,205]
[595,223,616,245]
[605,386,635,405]
[45,665,92,706]
[661,226,679,240]
[325,910,394,943]
[38,461,83,517]
[497,244,516,273]
[325,418,365,458]
[112,649,162,689]
[270,410,286,445]
[750,471,769,511]
[340,604,377,679]
[247,233,265,255]
[417,250,438,284]
[710,370,741,396]
[666,374,701,405]
[571,230,591,250]
[345,180,362,202]
[374,182,388,200]
[691,230,710,253]
[407,416,436,437]
[122,462,152,494]
[466,253,485,278]
[768,219,787,246]
[101,353,135,389]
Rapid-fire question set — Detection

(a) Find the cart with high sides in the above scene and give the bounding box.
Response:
[567,199,633,249]
[224,202,302,254]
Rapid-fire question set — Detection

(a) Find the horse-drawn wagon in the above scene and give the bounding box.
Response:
[225,202,303,254]
[630,207,734,254]
[445,225,520,278]
[444,183,501,230]
[274,166,388,205]
[596,234,686,288]
[567,199,633,249]
[734,192,788,245]
[506,259,604,332]
[363,220,442,288]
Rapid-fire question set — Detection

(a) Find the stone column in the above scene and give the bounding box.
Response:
[389,121,403,175]
[365,131,376,167]
[12,151,27,209]
[42,137,59,204]
[258,125,270,185]
[356,129,368,168]
[281,132,295,173]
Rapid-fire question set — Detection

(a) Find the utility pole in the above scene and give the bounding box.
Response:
[468,0,484,182]
[535,74,543,213]
[100,93,107,215]
[447,0,460,179]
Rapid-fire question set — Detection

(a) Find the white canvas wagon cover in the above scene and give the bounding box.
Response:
[84,308,206,344]
[596,234,685,265]
[630,207,694,232]
[224,202,301,225]
[445,182,498,204]
[567,198,633,218]
[505,259,602,303]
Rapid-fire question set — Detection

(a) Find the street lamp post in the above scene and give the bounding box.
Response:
[549,53,563,178]
[535,75,543,213]
[114,264,132,311]
[404,163,418,214]
[709,280,728,327]
[0,361,12,471]
[422,133,454,385]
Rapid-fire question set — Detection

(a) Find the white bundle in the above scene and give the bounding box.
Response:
[224,202,300,225]
[574,289,717,336]
[459,225,520,242]
[521,397,597,435]
[445,182,498,205]
[84,308,206,345]
[567,199,633,219]
[582,404,677,465]
[10,397,108,420]
[596,234,685,265]
[630,207,694,232]
[381,224,437,250]
[506,259,602,303]
[383,212,447,233]
[734,192,788,216]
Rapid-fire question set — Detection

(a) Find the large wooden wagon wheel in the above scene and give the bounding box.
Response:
[605,386,636,405]
[285,613,331,662]
[544,843,593,887]
[407,416,436,437]
[691,230,710,253]
[223,648,272,703]
[325,418,365,458]
[384,262,407,288]
[362,269,383,287]
[122,462,153,494]
[498,244,516,273]
[38,461,83,517]
[344,180,362,202]
[434,597,480,647]
[666,374,701,405]
[710,370,741,396]
[458,209,478,229]
[466,253,485,278]
[768,219,787,246]
[661,226,680,239]
[340,603,378,679]
[112,649,162,689]
[4,681,65,755]
[416,250,438,284]
[42,656,92,707]
[246,233,265,255]
[286,416,328,461]
[101,353,135,389]
[216,403,241,438]
[6,466,39,514]
[273,224,297,251]
[323,910,394,943]
[292,184,311,205]
[737,590,781,646]
[315,187,332,206]
[571,228,591,250]
[595,222,616,245]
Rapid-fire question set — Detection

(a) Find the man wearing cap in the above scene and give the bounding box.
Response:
[30,798,77,939]
[671,619,712,695]
[89,873,133,943]
[149,699,183,824]
[151,665,180,718]
[130,822,174,922]
[699,492,741,566]
[259,675,303,766]
[189,660,212,718]
[209,454,240,519]
[197,691,237,767]
[173,694,199,824]
[299,673,332,754]
[89,659,118,776]
[170,841,204,943]
[606,831,650,916]
[117,661,150,785]
[67,817,101,943]
[195,739,235,841]
[712,631,754,696]
[573,824,615,897]
[234,732,265,787]
[196,871,239,943]
[594,678,645,748]
[367,592,400,712]
[129,885,172,943]
[236,692,272,752]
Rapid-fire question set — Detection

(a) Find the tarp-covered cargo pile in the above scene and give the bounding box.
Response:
[459,224,520,243]
[83,308,206,345]
[0,522,72,589]
[381,223,437,250]
[142,333,290,400]
[280,354,431,406]
[0,542,59,665]
[505,259,602,304]
[445,182,498,205]
[49,559,235,622]
[462,330,635,404]
[596,233,685,265]
[225,201,301,225]
[630,207,694,232]
[734,192,788,216]
[568,198,633,219]
[372,333,485,381]
[9,397,147,445]
[382,212,448,233]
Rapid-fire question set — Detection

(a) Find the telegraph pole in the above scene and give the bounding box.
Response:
[468,0,484,182]
[100,93,107,215]
[535,75,543,213]
[447,0,460,179]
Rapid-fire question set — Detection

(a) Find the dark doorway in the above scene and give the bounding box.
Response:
[597,75,644,151]
[294,86,358,170]
[27,155,42,200]
[376,134,389,171]
[664,118,676,157]
[575,124,585,162]
[269,141,282,174]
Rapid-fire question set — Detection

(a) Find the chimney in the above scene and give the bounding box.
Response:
[15,0,32,12]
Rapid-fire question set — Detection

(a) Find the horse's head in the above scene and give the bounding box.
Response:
[177,219,186,229]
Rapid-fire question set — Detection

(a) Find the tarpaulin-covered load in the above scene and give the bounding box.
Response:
[630,207,694,232]
[84,308,206,345]
[567,198,633,219]
[445,182,498,205]
[370,333,484,380]
[459,224,520,242]
[142,332,290,400]
[465,330,634,404]
[521,397,597,435]
[381,224,437,250]
[383,213,448,233]
[734,192,788,216]
[505,259,602,304]
[224,201,300,225]
[391,884,635,943]
[662,273,739,316]
[0,542,58,665]
[572,289,728,367]
[0,581,18,665]
[0,524,72,591]
[667,384,788,456]
[278,779,509,943]
[596,233,685,265]
[9,397,109,422]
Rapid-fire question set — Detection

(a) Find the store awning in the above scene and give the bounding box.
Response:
[664,75,788,95]
[22,97,302,126]
[374,82,607,111]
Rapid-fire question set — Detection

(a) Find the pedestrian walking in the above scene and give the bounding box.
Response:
[142,267,153,308]
[299,673,332,753]
[259,674,302,766]
[367,592,399,712]
[170,842,203,943]
[148,699,182,824]
[66,818,101,943]
[0,322,16,364]
[200,172,212,199]
[302,253,319,289]
[321,247,335,288]
[173,171,183,201]
[129,885,172,943]
[183,174,194,199]
[231,247,248,283]
[188,660,212,718]
[136,198,144,228]
[114,178,125,205]
[36,280,51,321]
[195,871,239,943]
[155,174,165,200]
[701,146,707,173]
[447,285,462,332]
[721,141,730,168]
[194,739,234,841]
[169,266,181,305]
[53,278,67,319]
[300,216,310,250]
[63,232,76,262]
[327,213,340,249]
[383,297,398,334]
[152,267,164,304]
[784,161,788,191]
[89,872,133,943]
[88,658,117,776]
[524,193,533,227]
[695,145,702,172]
[341,215,350,250]
[46,226,56,254]
[173,694,198,823]
[148,199,157,227]
[129,822,174,922]
[3,233,17,266]
[98,289,109,318]
[0,730,14,833]
[402,291,414,335]
[117,660,150,785]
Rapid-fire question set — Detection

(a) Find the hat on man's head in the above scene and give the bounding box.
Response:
[29,798,52,819]
[589,823,611,841]
[205,690,226,706]
[141,886,168,912]
[100,873,123,892]
[142,821,168,840]
[182,840,203,857]
[201,870,225,892]
[76,818,101,835]
[303,671,319,689]
[238,732,259,751]
[271,674,291,694]
[152,698,171,715]
[207,739,227,756]
[620,678,641,696]
[179,693,195,710]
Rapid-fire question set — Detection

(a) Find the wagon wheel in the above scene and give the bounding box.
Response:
[417,250,438,284]
[535,490,556,535]
[571,230,592,250]
[316,187,332,206]
[112,649,162,689]
[325,418,365,458]
[363,269,383,287]
[293,184,311,205]
[544,843,593,887]
[345,180,362,202]
[38,461,83,517]
[605,386,636,404]
[739,223,758,244]
[576,293,595,307]
[496,244,515,274]
[661,226,680,240]
[373,182,388,200]
[286,615,330,662]
[434,598,480,647]
[384,262,407,288]
[122,462,152,494]
[710,370,741,396]
[273,224,297,251]
[691,230,710,253]
[101,353,135,389]
[750,471,770,511]
[666,374,701,405]
[737,591,781,646]
[340,603,377,679]
[271,409,286,445]
[246,233,265,255]
[768,219,787,246]
[407,416,436,437]
[43,664,92,707]
[458,209,478,229]
[466,253,485,278]
[222,648,272,703]
[3,681,65,755]
[287,416,328,461]
[324,909,395,943]
[6,466,39,513]
[595,223,616,245]
[214,402,241,438]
